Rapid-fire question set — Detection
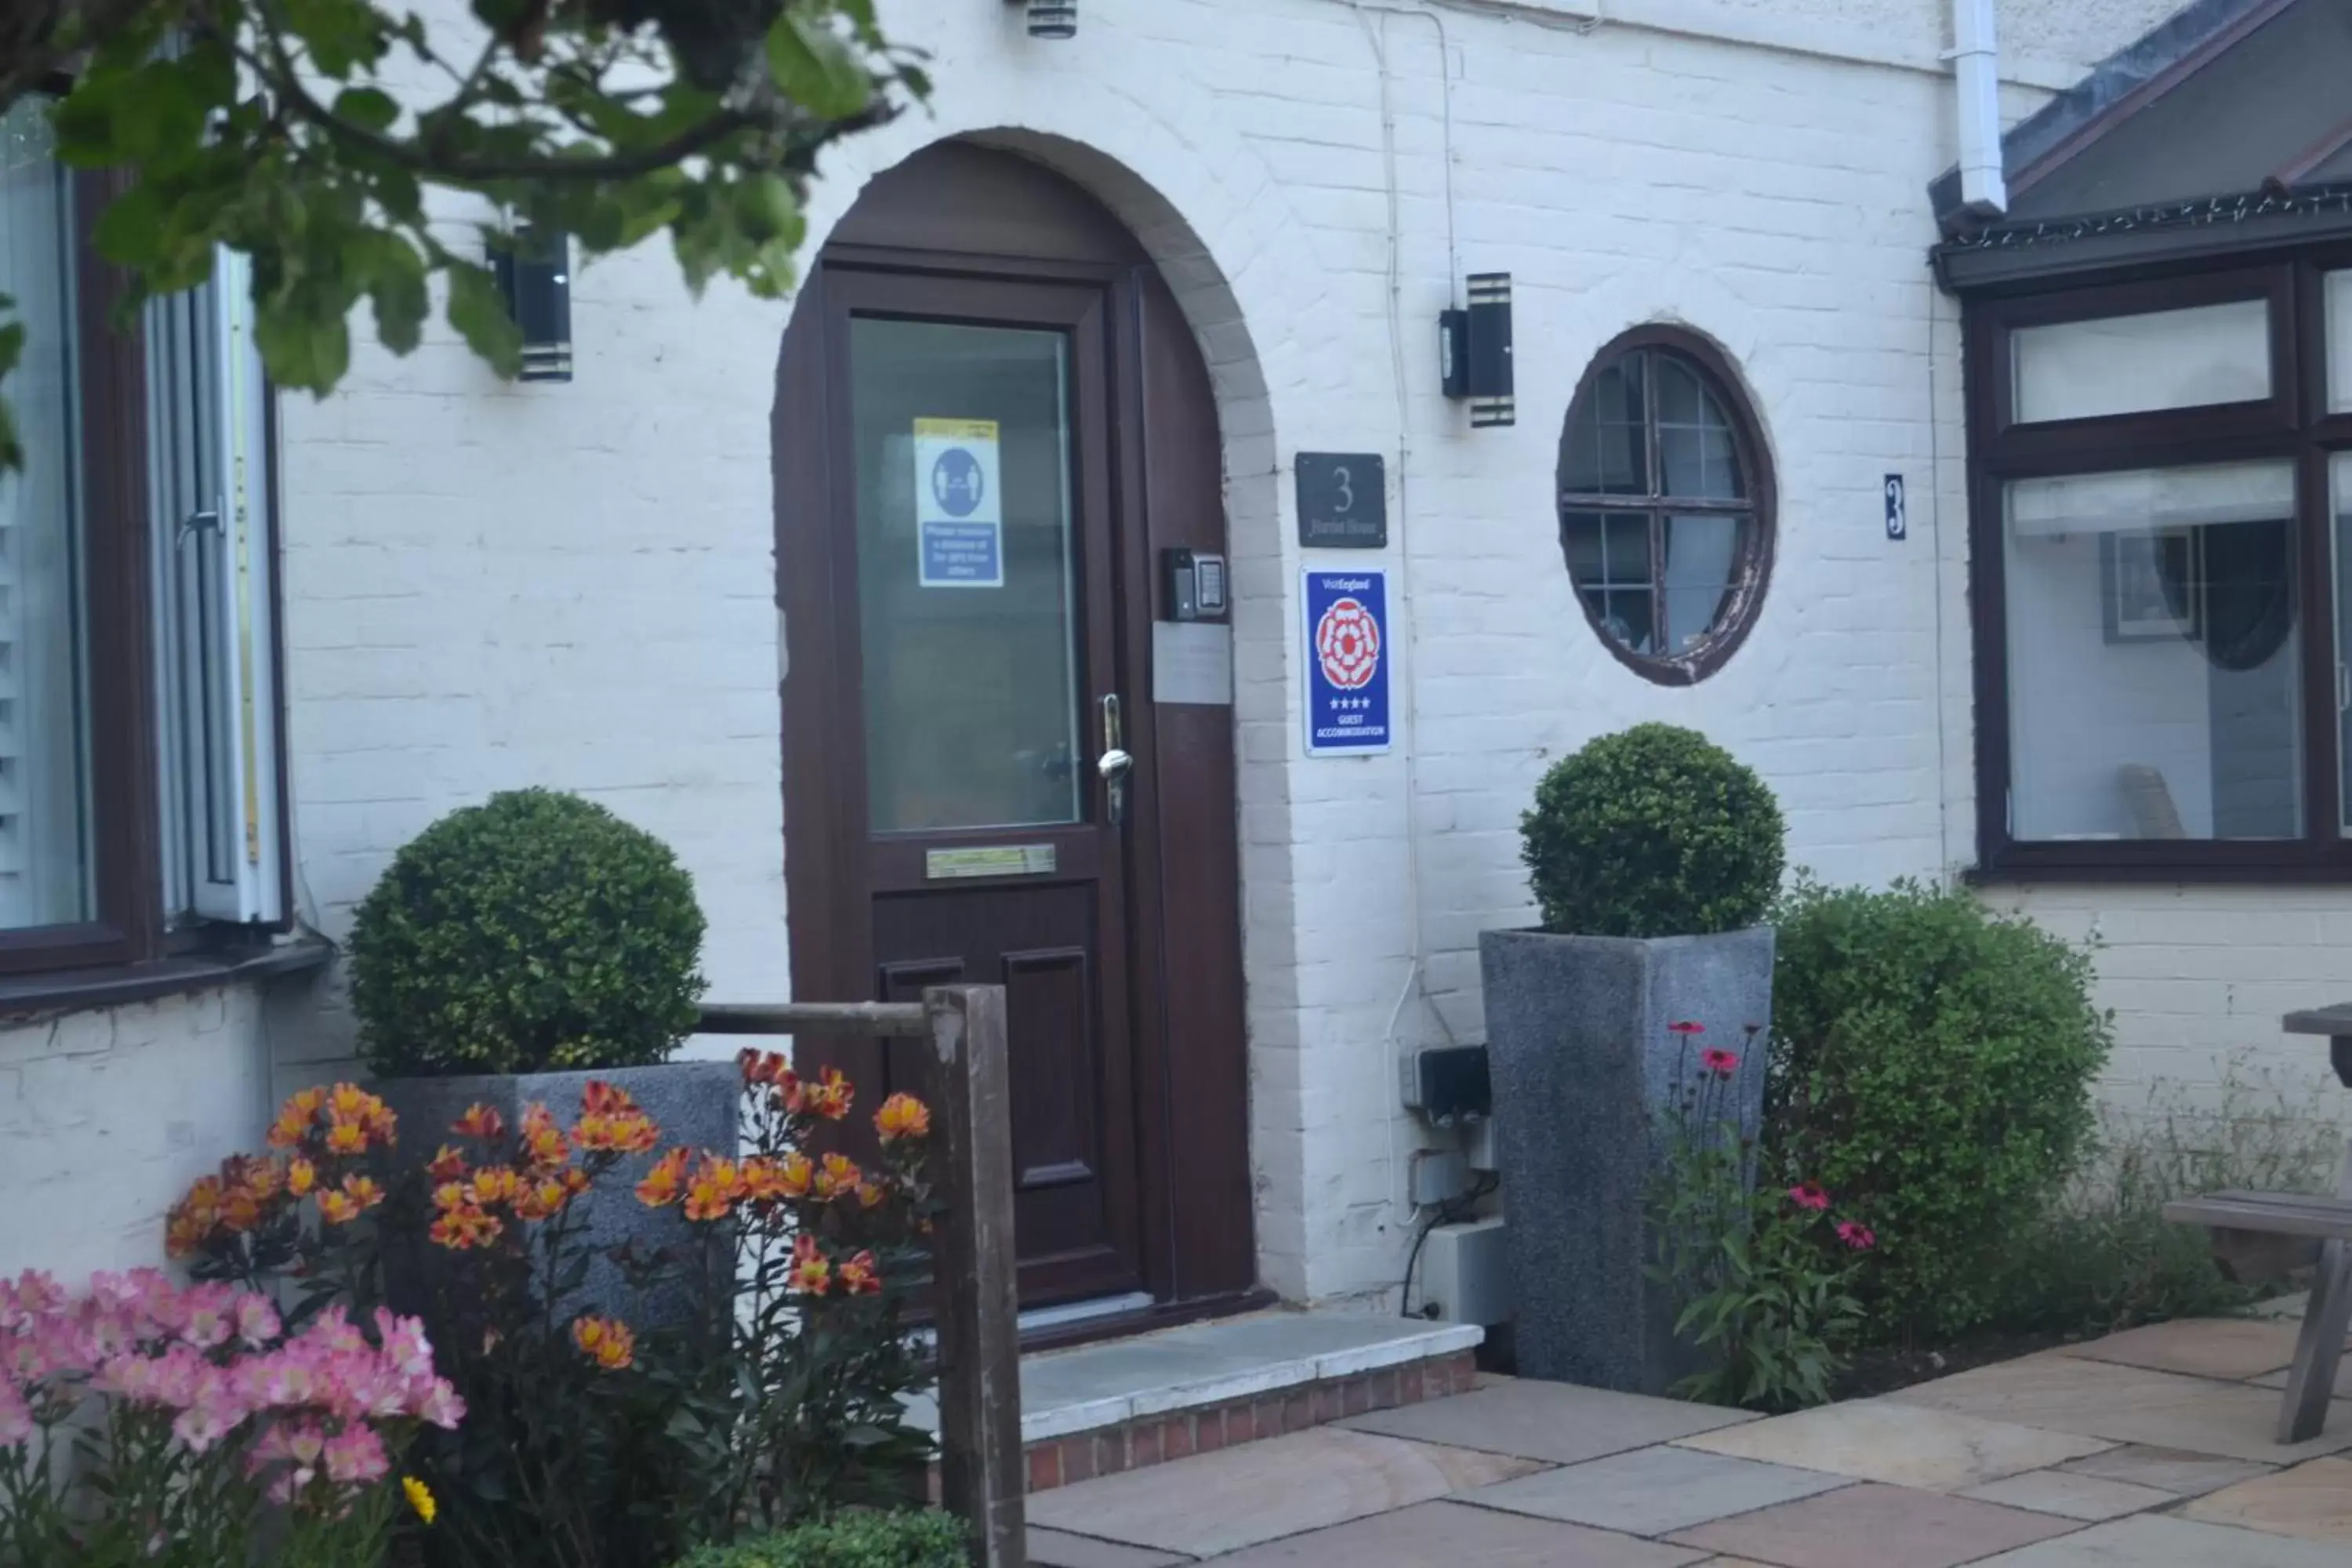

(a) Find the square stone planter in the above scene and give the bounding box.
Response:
[1479,926,1773,1396]
[374,1059,739,1330]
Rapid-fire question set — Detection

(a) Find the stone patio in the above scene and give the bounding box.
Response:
[1024,1304,2352,1566]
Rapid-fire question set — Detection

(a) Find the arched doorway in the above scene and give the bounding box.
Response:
[774,141,1257,1322]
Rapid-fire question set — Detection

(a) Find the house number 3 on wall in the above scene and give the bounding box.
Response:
[1297,452,1389,549]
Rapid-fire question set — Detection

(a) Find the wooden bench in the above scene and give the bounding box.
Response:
[2165,1192,2352,1444]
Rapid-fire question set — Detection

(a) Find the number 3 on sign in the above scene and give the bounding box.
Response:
[1883,474,1907,542]
[1330,466,1354,515]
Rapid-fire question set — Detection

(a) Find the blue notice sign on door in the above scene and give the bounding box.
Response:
[1303,569,1392,756]
[919,521,1003,586]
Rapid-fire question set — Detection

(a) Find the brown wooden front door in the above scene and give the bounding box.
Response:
[775,143,1256,1316]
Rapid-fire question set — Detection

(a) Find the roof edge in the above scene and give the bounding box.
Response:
[1929,0,2292,234]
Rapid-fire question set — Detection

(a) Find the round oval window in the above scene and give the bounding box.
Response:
[1556,327,1775,683]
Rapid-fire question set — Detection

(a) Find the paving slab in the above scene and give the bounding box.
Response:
[1663,1482,2082,1568]
[1675,1398,2111,1490]
[2060,1318,2302,1381]
[1335,1376,1754,1465]
[1024,1428,1539,1559]
[2179,1455,2352,1543]
[2057,1444,2279,1497]
[1958,1469,2175,1522]
[1025,1527,1192,1568]
[1968,1513,2352,1566]
[1885,1350,2352,1465]
[1190,1498,1710,1568]
[2247,1359,2352,1398]
[1461,1443,1853,1536]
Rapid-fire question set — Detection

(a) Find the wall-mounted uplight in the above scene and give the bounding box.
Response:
[1022,0,1076,38]
[1439,272,1515,427]
[492,223,574,383]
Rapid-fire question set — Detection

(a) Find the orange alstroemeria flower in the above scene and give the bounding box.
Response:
[338,1174,385,1214]
[804,1067,854,1122]
[855,1178,888,1210]
[635,1148,691,1208]
[426,1145,470,1183]
[286,1157,318,1198]
[787,1235,832,1295]
[227,1155,285,1202]
[580,1081,639,1117]
[571,1315,637,1371]
[324,1118,368,1157]
[453,1104,506,1142]
[468,1166,521,1208]
[219,1189,263,1234]
[431,1181,470,1214]
[813,1152,861,1202]
[874,1092,931,1143]
[519,1105,570,1171]
[683,1156,742,1222]
[837,1250,881,1295]
[428,1206,502,1250]
[774,1151,815,1200]
[318,1191,360,1225]
[512,1176,572,1222]
[575,1109,659,1156]
[266,1087,326,1149]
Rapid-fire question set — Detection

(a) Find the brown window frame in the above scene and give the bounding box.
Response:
[1555,324,1777,686]
[1965,252,2352,884]
[0,165,165,977]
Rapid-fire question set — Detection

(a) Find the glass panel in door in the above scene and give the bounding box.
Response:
[849,318,1082,833]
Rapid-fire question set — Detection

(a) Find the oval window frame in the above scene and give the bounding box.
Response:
[1555,325,1777,685]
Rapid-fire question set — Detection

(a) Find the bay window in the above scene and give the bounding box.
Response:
[1970,259,2352,878]
[0,96,285,984]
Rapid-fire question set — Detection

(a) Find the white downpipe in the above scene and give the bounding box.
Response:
[1952,0,2008,215]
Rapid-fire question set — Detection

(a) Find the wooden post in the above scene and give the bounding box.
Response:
[926,985,1025,1567]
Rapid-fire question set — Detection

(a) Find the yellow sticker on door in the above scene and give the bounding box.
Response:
[915,417,1004,588]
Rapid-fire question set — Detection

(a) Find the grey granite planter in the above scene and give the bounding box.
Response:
[1479,926,1773,1396]
[374,1059,738,1330]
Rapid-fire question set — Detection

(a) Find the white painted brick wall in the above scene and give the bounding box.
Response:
[0,990,271,1279]
[9,0,2246,1301]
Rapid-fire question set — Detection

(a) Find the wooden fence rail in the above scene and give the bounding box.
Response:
[698,987,1025,1568]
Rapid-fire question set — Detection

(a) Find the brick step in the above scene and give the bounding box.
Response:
[908,1309,1484,1496]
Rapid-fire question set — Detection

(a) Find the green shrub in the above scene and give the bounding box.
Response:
[1984,1065,2339,1337]
[349,788,707,1077]
[1519,724,1784,938]
[1766,879,2111,1337]
[673,1512,969,1568]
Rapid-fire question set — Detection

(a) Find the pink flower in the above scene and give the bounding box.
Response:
[1666,1021,1706,1035]
[322,1424,388,1486]
[1787,1182,1831,1212]
[415,1377,465,1430]
[233,1294,281,1350]
[1837,1221,1877,1251]
[1699,1047,1740,1078]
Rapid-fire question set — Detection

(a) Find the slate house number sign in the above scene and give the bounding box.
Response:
[1296,452,1387,549]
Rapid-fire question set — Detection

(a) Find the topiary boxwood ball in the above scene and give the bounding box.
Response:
[349,789,707,1078]
[1520,722,1785,938]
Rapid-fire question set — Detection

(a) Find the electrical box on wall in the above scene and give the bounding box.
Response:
[1421,1218,1512,1327]
[1400,1044,1492,1124]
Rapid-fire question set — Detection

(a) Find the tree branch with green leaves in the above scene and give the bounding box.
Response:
[0,0,927,466]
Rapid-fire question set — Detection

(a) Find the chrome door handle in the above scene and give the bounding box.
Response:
[1099,695,1129,826]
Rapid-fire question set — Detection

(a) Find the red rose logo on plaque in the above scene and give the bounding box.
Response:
[1316,597,1381,690]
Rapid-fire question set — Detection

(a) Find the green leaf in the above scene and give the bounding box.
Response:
[332,86,403,134]
[445,262,523,378]
[767,12,874,119]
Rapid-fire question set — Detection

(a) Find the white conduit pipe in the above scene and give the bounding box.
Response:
[1953,0,2009,215]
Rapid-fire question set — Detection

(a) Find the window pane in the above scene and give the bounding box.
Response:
[2326,271,2352,413]
[2011,299,2270,424]
[2331,454,2352,829]
[1658,363,1744,502]
[0,102,93,931]
[851,318,1083,833]
[1662,514,1744,652]
[2004,460,2301,843]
